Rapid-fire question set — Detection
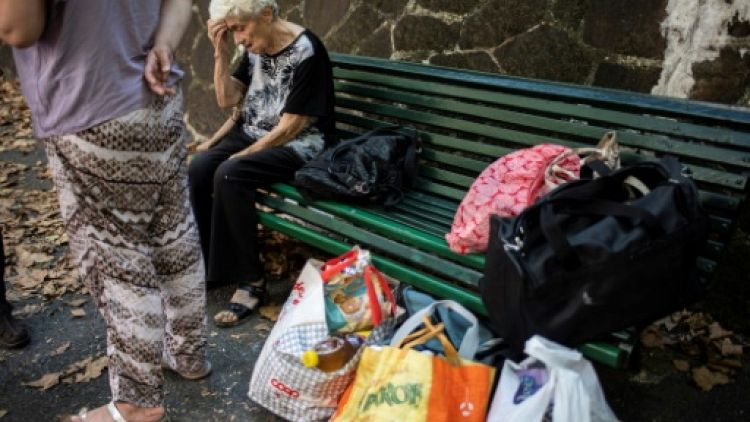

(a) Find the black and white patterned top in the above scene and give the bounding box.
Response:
[232,30,335,161]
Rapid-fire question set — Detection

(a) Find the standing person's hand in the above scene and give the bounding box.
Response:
[145,45,176,96]
[207,19,229,59]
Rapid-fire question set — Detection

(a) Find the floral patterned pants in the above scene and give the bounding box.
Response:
[44,91,207,407]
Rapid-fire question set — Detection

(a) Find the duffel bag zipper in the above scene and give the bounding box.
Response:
[501,223,528,278]
[502,224,525,253]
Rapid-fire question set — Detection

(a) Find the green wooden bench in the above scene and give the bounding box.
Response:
[256,53,750,368]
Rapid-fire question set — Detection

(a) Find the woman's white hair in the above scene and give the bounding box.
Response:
[209,0,279,20]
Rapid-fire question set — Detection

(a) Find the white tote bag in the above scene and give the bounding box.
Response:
[251,259,327,383]
[487,336,619,422]
[248,259,398,421]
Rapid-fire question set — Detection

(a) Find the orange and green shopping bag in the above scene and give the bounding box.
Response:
[332,300,496,422]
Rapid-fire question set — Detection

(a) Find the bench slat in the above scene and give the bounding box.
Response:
[332,53,750,126]
[414,177,466,201]
[391,203,454,228]
[418,167,475,190]
[404,191,459,212]
[421,149,489,173]
[400,197,458,220]
[336,82,750,170]
[373,209,449,235]
[334,68,750,148]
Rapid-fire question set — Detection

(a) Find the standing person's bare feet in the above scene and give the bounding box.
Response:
[61,402,167,422]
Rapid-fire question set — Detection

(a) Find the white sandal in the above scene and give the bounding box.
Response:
[65,402,169,422]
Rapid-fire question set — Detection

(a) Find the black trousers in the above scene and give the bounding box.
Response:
[0,230,9,315]
[188,126,304,287]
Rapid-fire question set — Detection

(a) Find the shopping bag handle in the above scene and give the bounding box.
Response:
[364,266,397,326]
[524,335,584,368]
[321,249,359,282]
[390,300,480,359]
[398,316,461,365]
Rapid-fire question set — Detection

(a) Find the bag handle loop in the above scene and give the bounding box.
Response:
[398,316,461,365]
[390,300,480,359]
[320,249,359,282]
[363,265,397,326]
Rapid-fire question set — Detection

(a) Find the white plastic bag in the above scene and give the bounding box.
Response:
[487,336,618,422]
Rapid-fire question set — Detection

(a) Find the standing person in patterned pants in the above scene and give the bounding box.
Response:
[2,1,208,421]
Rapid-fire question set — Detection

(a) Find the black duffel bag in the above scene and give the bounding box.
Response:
[294,126,420,206]
[480,157,709,358]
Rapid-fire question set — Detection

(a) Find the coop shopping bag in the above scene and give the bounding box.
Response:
[332,300,496,422]
[247,259,326,419]
[487,336,618,422]
[248,257,402,421]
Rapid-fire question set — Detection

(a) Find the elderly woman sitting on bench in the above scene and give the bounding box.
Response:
[189,0,335,327]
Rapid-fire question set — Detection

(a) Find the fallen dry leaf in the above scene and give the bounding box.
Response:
[0,409,7,418]
[15,245,53,267]
[719,338,743,356]
[708,322,733,340]
[640,327,663,349]
[67,298,87,307]
[12,303,41,318]
[14,269,48,290]
[692,366,730,392]
[673,359,690,372]
[707,363,734,375]
[259,305,281,322]
[75,356,108,383]
[51,342,71,357]
[71,309,86,318]
[713,359,742,369]
[230,333,249,340]
[22,372,61,390]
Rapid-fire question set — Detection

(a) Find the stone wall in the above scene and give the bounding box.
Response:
[1,0,748,140]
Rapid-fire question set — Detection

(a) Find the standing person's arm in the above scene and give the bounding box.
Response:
[0,0,46,48]
[144,0,192,96]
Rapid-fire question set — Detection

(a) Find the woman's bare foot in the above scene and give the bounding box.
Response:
[65,402,164,422]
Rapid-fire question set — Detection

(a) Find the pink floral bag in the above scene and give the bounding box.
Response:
[446,133,620,254]
[446,144,580,254]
